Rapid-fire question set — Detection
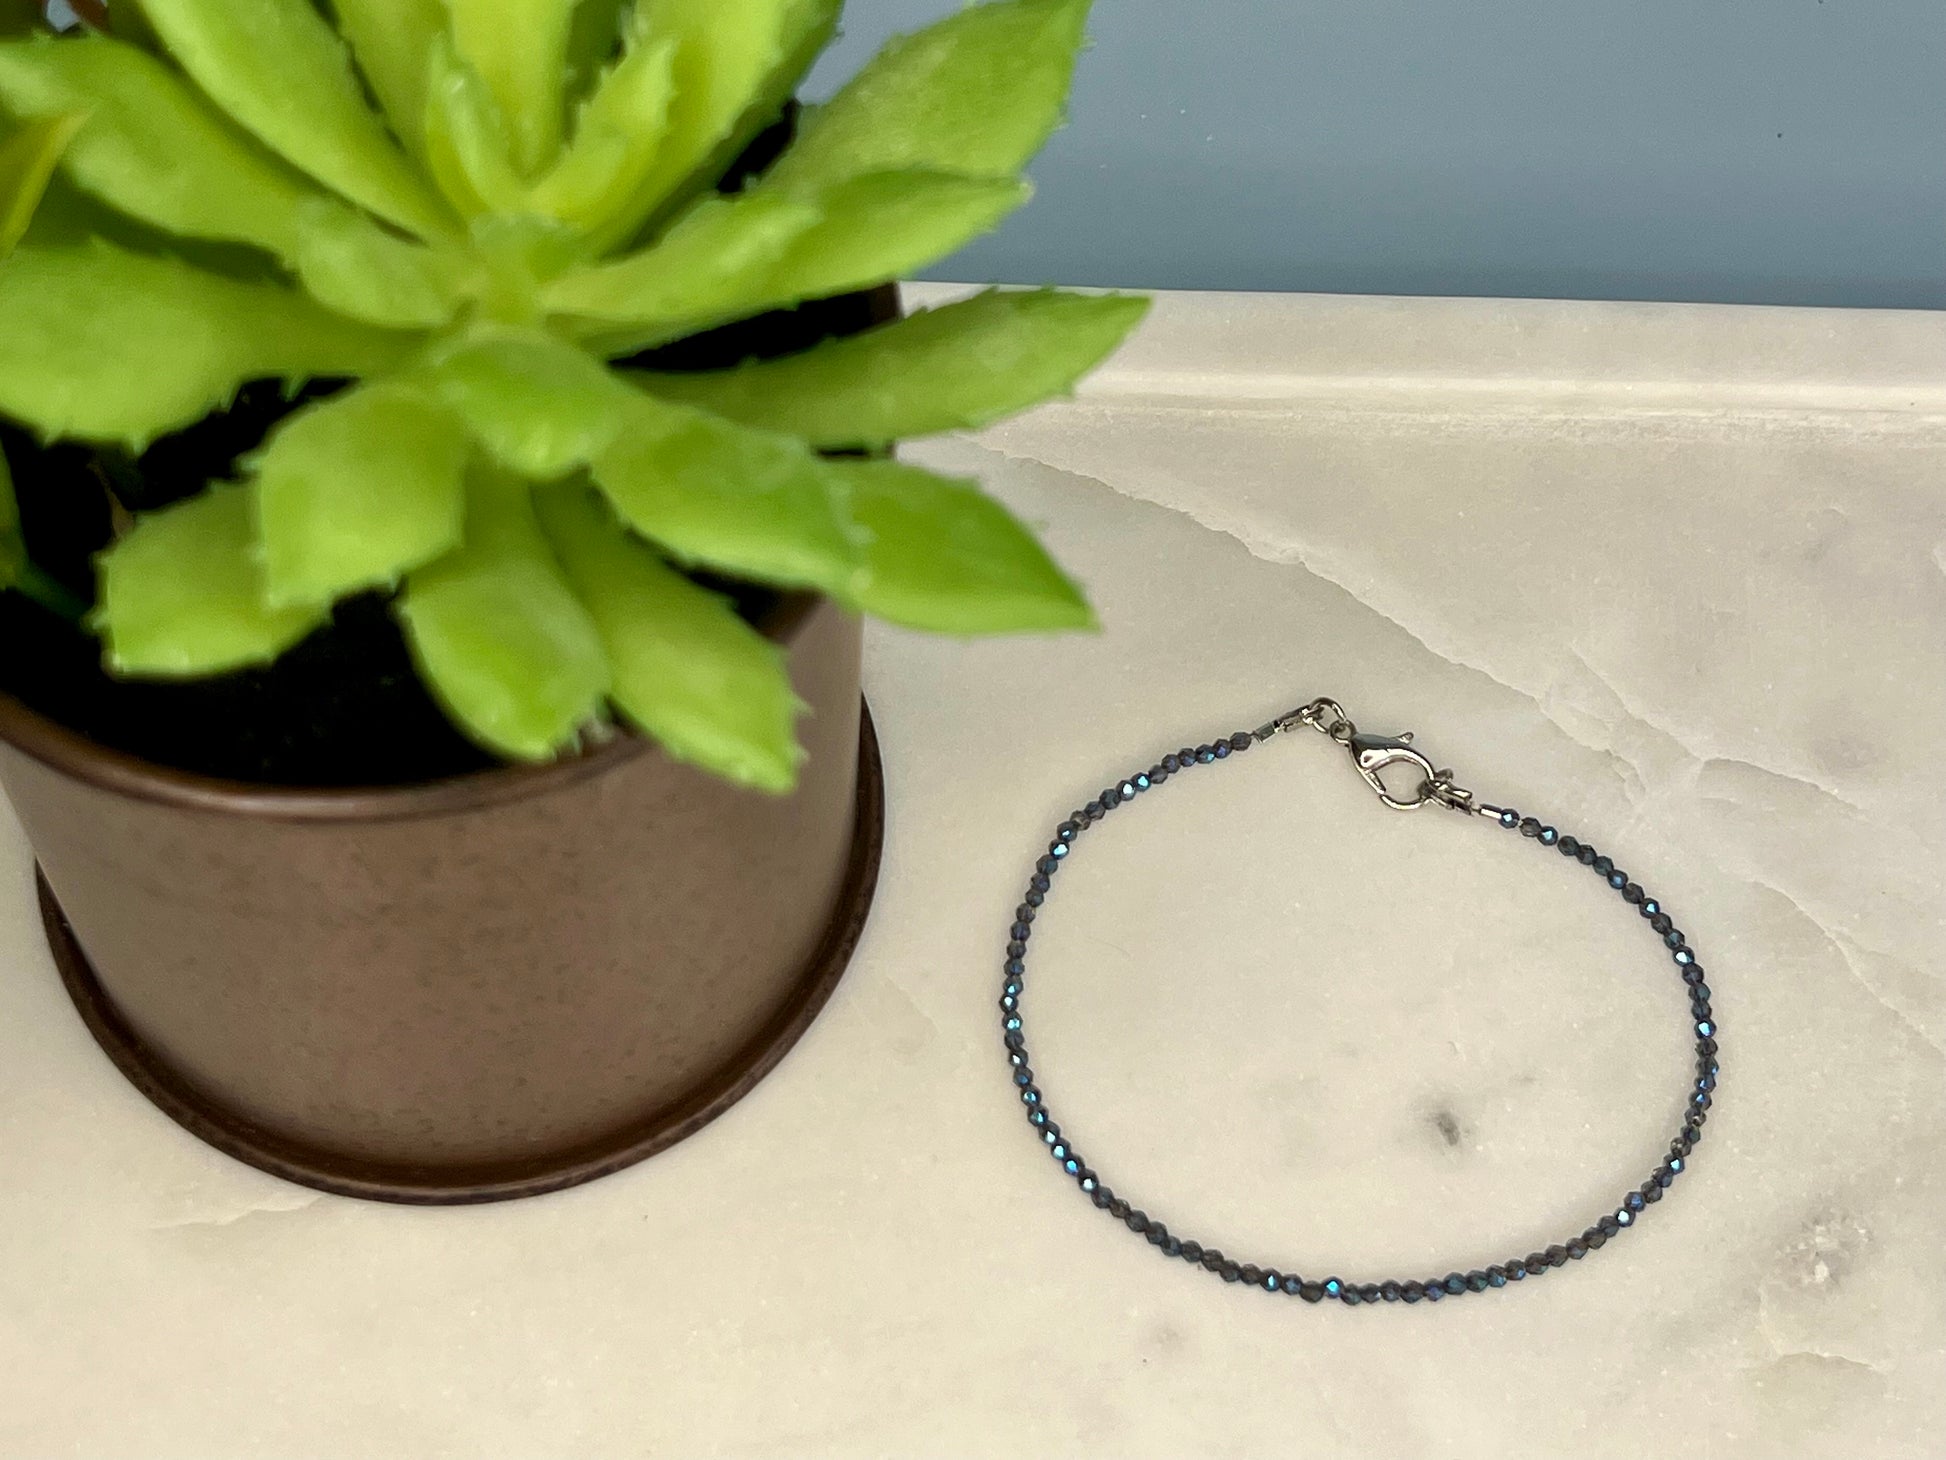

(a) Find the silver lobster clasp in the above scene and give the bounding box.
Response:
[1346,729,1441,811]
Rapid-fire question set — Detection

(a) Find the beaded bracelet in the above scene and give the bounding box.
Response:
[998,698,1718,1305]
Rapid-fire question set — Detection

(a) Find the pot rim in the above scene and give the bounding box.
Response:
[0,592,824,824]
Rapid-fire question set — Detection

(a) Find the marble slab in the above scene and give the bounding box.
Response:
[3,286,1943,1458]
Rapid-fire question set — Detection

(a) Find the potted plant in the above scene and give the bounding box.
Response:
[0,0,1144,1202]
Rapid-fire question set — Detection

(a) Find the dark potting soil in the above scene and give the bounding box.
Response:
[0,282,888,788]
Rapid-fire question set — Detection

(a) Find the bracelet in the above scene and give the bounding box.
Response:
[998,697,1718,1305]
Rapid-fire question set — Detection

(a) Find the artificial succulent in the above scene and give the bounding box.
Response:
[0,0,1144,789]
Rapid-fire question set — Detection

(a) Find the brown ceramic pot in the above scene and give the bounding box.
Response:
[0,593,882,1204]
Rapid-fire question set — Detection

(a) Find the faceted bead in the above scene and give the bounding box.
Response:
[1091,1186,1114,1208]
[1400,1281,1425,1303]
[1179,748,1197,765]
[1664,929,1686,950]
[1145,1223,1169,1246]
[1101,789,1121,809]
[1598,1214,1621,1236]
[1281,1274,1303,1296]
[1650,912,1674,934]
[1640,899,1661,918]
[1565,1240,1588,1260]
[1238,1264,1262,1287]
[1006,940,1026,958]
[1108,1198,1130,1220]
[1124,1209,1148,1233]
[1030,874,1051,893]
[1615,1209,1634,1227]
[1592,855,1614,875]
[1696,1020,1716,1039]
[1299,1281,1326,1304]
[1519,817,1543,838]
[1322,1278,1344,1299]
[1056,822,1079,843]
[1199,1249,1223,1271]
[1162,1235,1182,1258]
[1229,733,1254,752]
[1212,743,1231,760]
[1196,746,1217,764]
[1608,871,1629,890]
[1049,843,1068,861]
[1024,890,1044,908]
[1035,857,1059,876]
[1499,810,1520,829]
[1559,835,1581,855]
[1539,827,1560,846]
[1356,1283,1382,1304]
[1162,755,1181,772]
[1622,883,1645,904]
[1526,1252,1550,1275]
[1545,1245,1568,1267]
[1505,1261,1527,1281]
[1119,781,1138,799]
[1219,1261,1241,1283]
[1135,774,1152,791]
[1011,920,1033,941]
[1577,846,1599,866]
[1180,1241,1204,1263]
[1682,965,1706,986]
[1443,1273,1467,1295]
[1485,1268,1507,1289]
[1004,959,1025,978]
[1380,1281,1403,1302]
[1624,1192,1646,1213]
[1261,1270,1284,1293]
[1016,903,1038,923]
[1584,1228,1606,1250]
[1673,948,1696,966]
[1339,1286,1362,1307]
[1640,1182,1662,1204]
[1084,801,1104,821]
[1668,1158,1685,1175]
[1465,1271,1490,1292]
[1422,1283,1445,1302]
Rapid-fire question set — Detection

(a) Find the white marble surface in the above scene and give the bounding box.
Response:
[4,287,1944,1458]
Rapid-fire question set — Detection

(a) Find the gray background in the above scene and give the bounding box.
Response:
[812,0,1946,309]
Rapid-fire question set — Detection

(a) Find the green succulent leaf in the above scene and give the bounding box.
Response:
[0,106,83,255]
[293,198,471,328]
[441,0,577,176]
[559,171,1027,354]
[596,0,815,245]
[421,33,526,218]
[636,288,1148,448]
[837,459,1093,634]
[537,482,805,793]
[329,0,445,152]
[0,35,321,258]
[0,242,418,447]
[591,394,864,598]
[769,0,1089,192]
[133,0,453,239]
[419,329,631,479]
[541,188,819,329]
[526,25,678,234]
[252,383,469,608]
[94,486,328,675]
[397,466,611,761]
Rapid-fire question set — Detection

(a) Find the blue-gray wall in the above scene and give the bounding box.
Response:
[812,1,1946,309]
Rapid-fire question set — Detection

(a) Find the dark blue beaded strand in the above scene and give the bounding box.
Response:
[1000,728,1718,1306]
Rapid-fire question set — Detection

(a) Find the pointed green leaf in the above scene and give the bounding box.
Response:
[757,172,1030,312]
[636,288,1148,448]
[419,330,632,479]
[560,171,1025,355]
[0,242,418,447]
[594,0,807,244]
[441,0,577,175]
[293,198,471,328]
[397,467,610,760]
[769,0,1089,192]
[134,0,453,238]
[0,35,322,257]
[591,394,863,597]
[537,483,804,792]
[837,459,1093,634]
[251,383,469,608]
[624,0,840,236]
[330,0,445,152]
[526,27,678,233]
[420,32,526,217]
[541,188,818,329]
[0,107,83,255]
[94,486,327,675]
